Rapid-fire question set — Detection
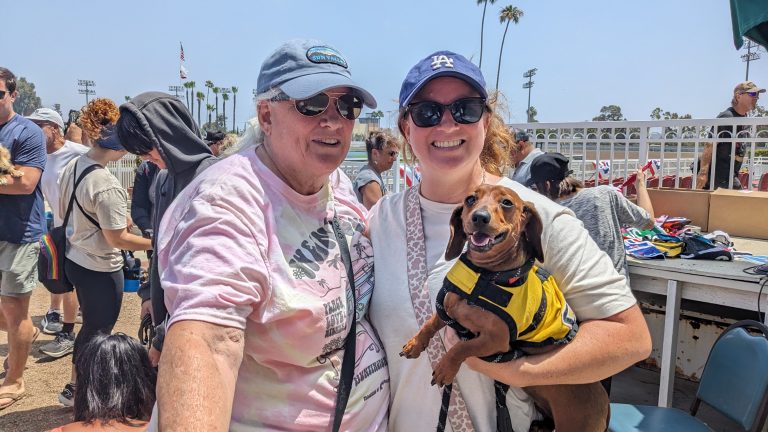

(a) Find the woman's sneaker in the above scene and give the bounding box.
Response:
[59,383,75,407]
[39,332,76,358]
[41,310,63,335]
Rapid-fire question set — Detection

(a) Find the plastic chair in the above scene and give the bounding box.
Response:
[584,179,596,188]
[646,177,659,188]
[759,173,768,192]
[679,176,693,189]
[739,172,750,190]
[609,320,768,432]
[662,175,676,188]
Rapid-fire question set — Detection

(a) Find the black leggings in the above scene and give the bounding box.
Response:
[65,259,123,364]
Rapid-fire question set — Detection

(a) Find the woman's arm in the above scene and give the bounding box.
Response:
[157,320,244,431]
[464,304,651,387]
[102,228,152,251]
[633,169,655,225]
[360,181,384,210]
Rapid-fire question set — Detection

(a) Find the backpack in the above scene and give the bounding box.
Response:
[38,164,101,294]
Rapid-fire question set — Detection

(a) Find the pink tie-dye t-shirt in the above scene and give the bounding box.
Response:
[157,148,389,431]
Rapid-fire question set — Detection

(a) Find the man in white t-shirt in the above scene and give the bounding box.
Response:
[27,108,87,358]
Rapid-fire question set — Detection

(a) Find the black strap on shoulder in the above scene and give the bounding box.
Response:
[61,163,102,228]
[329,214,357,432]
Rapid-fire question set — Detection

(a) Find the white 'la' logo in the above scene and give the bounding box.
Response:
[431,55,454,70]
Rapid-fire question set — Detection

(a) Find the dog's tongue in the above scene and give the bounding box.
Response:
[470,232,492,247]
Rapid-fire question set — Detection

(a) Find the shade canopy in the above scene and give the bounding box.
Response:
[731,0,768,49]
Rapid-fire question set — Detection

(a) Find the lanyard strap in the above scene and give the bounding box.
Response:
[404,187,475,432]
[330,213,357,432]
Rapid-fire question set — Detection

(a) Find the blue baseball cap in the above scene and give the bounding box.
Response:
[94,125,124,151]
[399,50,488,108]
[256,39,376,108]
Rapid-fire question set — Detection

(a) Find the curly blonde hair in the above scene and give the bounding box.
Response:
[397,91,512,176]
[80,98,120,141]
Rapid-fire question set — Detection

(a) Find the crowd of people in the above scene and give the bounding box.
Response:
[0,38,660,431]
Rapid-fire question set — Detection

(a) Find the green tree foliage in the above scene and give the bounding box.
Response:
[13,76,42,116]
[495,5,523,90]
[369,110,384,118]
[527,105,538,122]
[592,105,625,121]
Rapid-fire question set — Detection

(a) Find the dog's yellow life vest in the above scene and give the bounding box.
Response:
[441,256,577,347]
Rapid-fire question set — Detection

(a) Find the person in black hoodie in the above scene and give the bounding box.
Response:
[116,92,217,363]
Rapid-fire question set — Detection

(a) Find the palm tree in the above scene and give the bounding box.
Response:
[206,104,215,126]
[495,5,524,90]
[183,81,193,111]
[222,93,230,131]
[477,0,498,68]
[189,81,196,119]
[196,91,205,127]
[231,86,239,133]
[204,81,214,120]
[212,87,220,124]
[124,96,131,102]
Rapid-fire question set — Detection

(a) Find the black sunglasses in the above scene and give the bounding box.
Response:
[0,90,6,99]
[406,97,487,128]
[274,92,363,120]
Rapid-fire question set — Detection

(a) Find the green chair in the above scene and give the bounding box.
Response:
[609,320,768,432]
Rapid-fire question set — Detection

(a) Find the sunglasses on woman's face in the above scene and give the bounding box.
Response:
[406,97,487,128]
[276,92,363,120]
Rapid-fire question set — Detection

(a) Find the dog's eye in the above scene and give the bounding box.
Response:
[465,195,477,206]
[500,199,515,208]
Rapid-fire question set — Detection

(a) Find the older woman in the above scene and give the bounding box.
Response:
[368,51,651,431]
[353,131,399,209]
[153,39,389,431]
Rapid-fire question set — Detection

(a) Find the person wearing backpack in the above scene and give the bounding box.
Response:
[56,99,151,407]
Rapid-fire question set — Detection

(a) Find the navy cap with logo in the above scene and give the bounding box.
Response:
[399,50,488,108]
[527,152,571,187]
[256,39,376,108]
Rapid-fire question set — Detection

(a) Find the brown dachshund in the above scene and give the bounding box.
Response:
[0,144,24,186]
[401,184,609,432]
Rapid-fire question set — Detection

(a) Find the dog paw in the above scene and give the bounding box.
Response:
[400,337,427,359]
[10,169,24,178]
[431,358,460,387]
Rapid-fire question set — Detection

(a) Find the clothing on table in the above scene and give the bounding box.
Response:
[510,147,544,185]
[368,177,636,432]
[130,160,161,234]
[41,140,89,226]
[558,185,652,277]
[0,113,46,244]
[352,163,385,204]
[65,259,123,363]
[157,147,388,431]
[58,155,127,272]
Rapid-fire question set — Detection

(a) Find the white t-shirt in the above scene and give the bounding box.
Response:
[58,155,128,272]
[368,177,636,432]
[41,140,89,226]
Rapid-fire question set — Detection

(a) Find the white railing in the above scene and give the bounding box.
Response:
[510,118,768,191]
[107,154,141,191]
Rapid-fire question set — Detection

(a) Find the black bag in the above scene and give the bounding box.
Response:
[37,164,101,294]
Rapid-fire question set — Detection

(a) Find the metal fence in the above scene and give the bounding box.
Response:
[510,117,768,191]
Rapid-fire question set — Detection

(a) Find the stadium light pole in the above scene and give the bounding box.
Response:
[741,39,762,81]
[168,85,184,98]
[522,68,537,122]
[77,80,95,105]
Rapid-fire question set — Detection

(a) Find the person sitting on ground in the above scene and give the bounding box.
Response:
[353,131,399,209]
[47,333,156,432]
[528,152,655,278]
[509,130,542,185]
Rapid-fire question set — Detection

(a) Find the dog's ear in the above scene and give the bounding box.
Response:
[445,205,467,260]
[523,202,544,263]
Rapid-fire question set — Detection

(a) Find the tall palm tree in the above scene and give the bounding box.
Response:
[206,103,215,126]
[212,87,220,124]
[182,82,191,109]
[204,80,214,119]
[495,5,524,90]
[477,0,498,68]
[222,93,230,131]
[124,96,131,102]
[196,91,205,127]
[231,86,239,133]
[189,81,196,119]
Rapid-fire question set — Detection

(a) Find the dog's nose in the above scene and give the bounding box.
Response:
[471,209,491,225]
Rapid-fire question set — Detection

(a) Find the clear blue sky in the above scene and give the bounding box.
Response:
[3,0,766,129]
